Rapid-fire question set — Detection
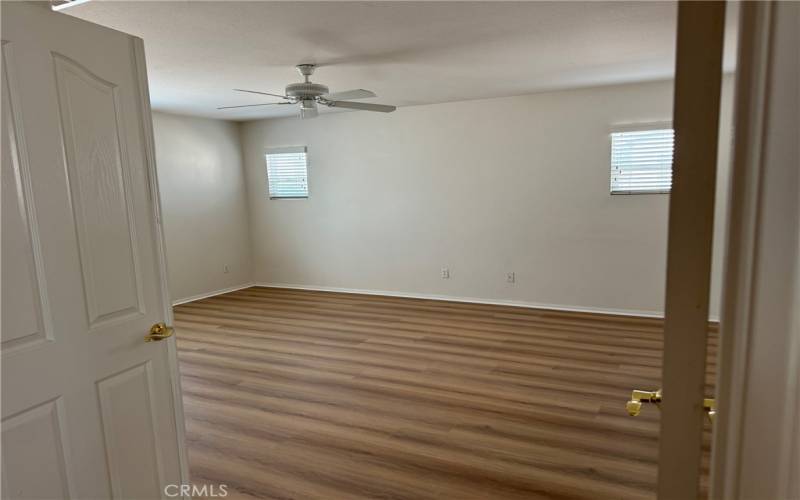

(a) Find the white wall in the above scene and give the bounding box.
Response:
[240,79,733,317]
[152,112,252,303]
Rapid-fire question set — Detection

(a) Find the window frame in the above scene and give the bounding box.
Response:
[264,146,309,200]
[609,121,674,196]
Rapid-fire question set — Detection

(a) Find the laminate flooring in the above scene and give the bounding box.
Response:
[174,287,717,500]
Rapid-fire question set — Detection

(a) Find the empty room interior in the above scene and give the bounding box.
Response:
[4,1,800,500]
[59,2,738,498]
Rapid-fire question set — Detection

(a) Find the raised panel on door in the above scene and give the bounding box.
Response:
[96,362,163,499]
[1,398,73,499]
[52,52,145,330]
[1,42,53,353]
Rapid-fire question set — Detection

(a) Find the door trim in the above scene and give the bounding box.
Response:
[711,2,800,498]
[132,37,190,486]
[710,3,771,497]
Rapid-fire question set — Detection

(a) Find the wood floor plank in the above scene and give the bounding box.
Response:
[175,286,717,499]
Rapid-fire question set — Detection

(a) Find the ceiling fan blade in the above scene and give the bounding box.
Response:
[300,106,318,119]
[327,101,396,113]
[320,89,376,101]
[217,102,292,110]
[233,88,290,100]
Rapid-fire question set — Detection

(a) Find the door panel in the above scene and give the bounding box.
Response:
[53,52,145,328]
[1,3,185,499]
[97,362,163,499]
[1,42,53,352]
[1,398,73,500]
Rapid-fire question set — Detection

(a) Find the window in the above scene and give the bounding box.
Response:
[265,147,308,199]
[610,127,674,194]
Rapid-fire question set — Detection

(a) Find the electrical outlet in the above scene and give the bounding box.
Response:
[507,272,515,283]
[223,265,230,274]
[441,267,450,279]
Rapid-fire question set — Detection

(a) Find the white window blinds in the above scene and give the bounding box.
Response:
[610,128,674,194]
[265,147,308,199]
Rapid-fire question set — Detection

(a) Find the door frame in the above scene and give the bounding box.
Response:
[133,37,190,485]
[711,1,800,498]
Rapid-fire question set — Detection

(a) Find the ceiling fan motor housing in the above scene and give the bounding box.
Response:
[285,82,329,100]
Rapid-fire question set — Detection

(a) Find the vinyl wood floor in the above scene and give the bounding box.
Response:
[173,286,717,500]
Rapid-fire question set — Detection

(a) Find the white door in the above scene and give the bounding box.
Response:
[658,2,727,497]
[1,3,187,499]
[622,2,729,499]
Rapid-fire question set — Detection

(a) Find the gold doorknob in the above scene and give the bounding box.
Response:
[626,389,662,416]
[145,322,174,342]
[625,389,717,423]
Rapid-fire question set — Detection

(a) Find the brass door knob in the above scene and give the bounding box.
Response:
[625,399,643,417]
[625,389,717,423]
[626,389,662,416]
[145,322,174,342]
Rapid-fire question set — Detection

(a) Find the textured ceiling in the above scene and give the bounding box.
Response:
[66,1,738,121]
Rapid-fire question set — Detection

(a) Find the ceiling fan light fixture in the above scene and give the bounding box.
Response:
[300,100,318,119]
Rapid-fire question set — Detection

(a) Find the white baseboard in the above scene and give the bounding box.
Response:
[172,281,721,322]
[254,282,669,319]
[171,282,255,306]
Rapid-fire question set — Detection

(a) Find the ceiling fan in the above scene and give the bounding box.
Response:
[218,64,397,119]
